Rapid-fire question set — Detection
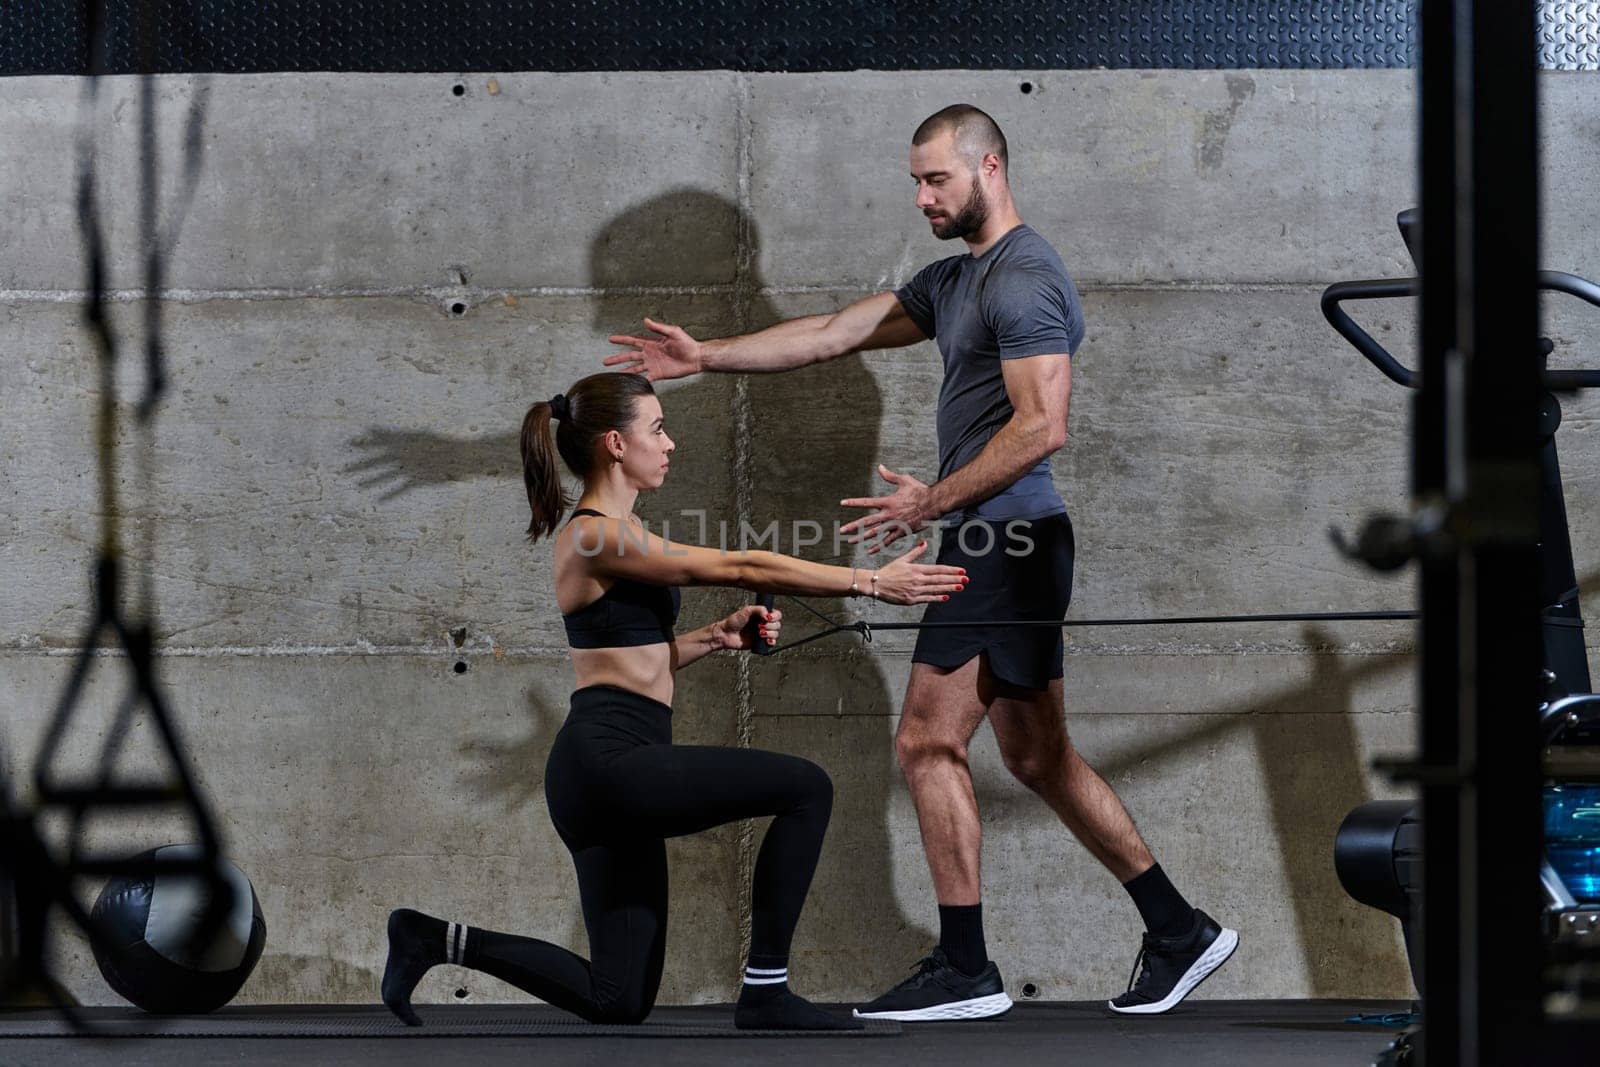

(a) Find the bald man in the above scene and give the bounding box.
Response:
[606,104,1236,1021]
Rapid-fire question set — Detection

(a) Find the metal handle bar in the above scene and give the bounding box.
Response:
[1320,278,1418,386]
[1320,271,1600,390]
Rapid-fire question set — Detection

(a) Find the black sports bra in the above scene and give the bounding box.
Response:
[561,508,681,649]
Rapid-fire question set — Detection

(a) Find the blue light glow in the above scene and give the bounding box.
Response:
[1545,787,1600,902]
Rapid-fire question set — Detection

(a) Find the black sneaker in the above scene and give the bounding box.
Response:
[1108,909,1238,1015]
[853,948,1013,1022]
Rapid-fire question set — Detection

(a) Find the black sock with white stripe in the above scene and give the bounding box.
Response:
[738,954,791,1002]
[381,908,458,1027]
[734,953,863,1031]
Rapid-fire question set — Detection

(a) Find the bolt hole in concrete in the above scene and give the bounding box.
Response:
[450,302,467,316]
[1019,81,1033,94]
[454,661,468,675]
[452,83,465,96]
[1021,982,1040,999]
[454,988,470,999]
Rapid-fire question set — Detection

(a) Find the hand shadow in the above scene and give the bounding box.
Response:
[343,427,517,503]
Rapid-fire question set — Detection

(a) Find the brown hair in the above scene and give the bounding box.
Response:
[912,104,1009,173]
[520,372,658,542]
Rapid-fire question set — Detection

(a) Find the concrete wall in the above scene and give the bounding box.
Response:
[3,70,1598,1008]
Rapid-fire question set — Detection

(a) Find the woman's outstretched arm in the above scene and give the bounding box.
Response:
[568,515,966,606]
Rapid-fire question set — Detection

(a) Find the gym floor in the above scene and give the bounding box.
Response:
[0,1000,1411,1066]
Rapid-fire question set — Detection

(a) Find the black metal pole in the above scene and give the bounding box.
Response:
[1414,2,1462,1053]
[1461,0,1545,1058]
[1417,0,1544,1062]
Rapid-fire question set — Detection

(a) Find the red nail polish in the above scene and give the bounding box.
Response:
[942,595,950,601]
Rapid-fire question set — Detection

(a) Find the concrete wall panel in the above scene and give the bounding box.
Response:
[748,71,1600,288]
[3,294,740,650]
[0,74,743,292]
[748,71,1420,288]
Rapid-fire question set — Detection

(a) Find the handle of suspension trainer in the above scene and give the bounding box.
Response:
[750,593,778,655]
[1320,278,1419,388]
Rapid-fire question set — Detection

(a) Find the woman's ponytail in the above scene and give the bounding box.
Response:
[520,401,569,542]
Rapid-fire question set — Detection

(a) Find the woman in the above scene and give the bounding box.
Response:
[383,371,967,1029]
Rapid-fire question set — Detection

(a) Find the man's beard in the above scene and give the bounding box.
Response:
[930,178,990,240]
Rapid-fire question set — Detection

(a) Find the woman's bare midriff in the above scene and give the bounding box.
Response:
[555,519,677,706]
[568,643,674,706]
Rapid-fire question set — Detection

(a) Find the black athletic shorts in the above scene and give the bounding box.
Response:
[910,512,1074,691]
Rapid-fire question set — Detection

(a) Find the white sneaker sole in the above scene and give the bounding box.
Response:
[1107,927,1239,1015]
[853,991,1014,1022]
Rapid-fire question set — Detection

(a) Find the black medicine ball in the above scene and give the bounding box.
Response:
[89,845,267,1014]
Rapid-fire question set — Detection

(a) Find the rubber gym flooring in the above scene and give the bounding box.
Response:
[0,1000,1412,1066]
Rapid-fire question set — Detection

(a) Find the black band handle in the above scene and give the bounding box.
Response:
[750,594,777,655]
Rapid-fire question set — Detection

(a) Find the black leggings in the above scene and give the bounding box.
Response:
[462,684,833,1023]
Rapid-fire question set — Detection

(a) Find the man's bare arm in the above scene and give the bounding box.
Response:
[926,354,1070,516]
[704,292,926,371]
[840,353,1071,549]
[606,292,927,379]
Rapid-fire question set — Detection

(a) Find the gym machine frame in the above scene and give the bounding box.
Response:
[1330,1,1600,1061]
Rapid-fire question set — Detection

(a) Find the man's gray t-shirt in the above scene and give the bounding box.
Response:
[894,224,1084,522]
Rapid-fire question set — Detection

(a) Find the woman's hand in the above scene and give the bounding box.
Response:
[867,541,969,606]
[715,604,782,652]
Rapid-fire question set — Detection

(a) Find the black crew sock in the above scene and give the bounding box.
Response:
[734,953,862,1031]
[937,903,988,977]
[1123,863,1196,939]
[381,908,450,1027]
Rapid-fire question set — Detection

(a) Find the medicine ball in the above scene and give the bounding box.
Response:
[89,844,266,1013]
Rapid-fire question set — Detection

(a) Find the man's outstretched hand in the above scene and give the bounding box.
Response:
[841,464,935,555]
[604,317,704,381]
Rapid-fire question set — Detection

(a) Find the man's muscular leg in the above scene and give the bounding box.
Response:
[855,651,1013,1020]
[985,671,1153,881]
[986,664,1194,938]
[895,658,992,972]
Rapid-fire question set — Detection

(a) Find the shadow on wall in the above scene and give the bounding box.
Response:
[339,186,745,503]
[343,429,514,503]
[588,191,924,986]
[975,628,1415,996]
[343,189,920,993]
[456,686,569,814]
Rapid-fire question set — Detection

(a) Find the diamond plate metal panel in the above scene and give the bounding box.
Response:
[0,1,1591,74]
[1540,3,1600,69]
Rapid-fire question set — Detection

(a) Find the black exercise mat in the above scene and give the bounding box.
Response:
[0,1003,899,1038]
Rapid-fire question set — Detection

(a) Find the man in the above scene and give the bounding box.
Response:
[605,104,1237,1021]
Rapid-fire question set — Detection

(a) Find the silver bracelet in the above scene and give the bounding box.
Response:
[849,569,860,597]
[870,572,879,600]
